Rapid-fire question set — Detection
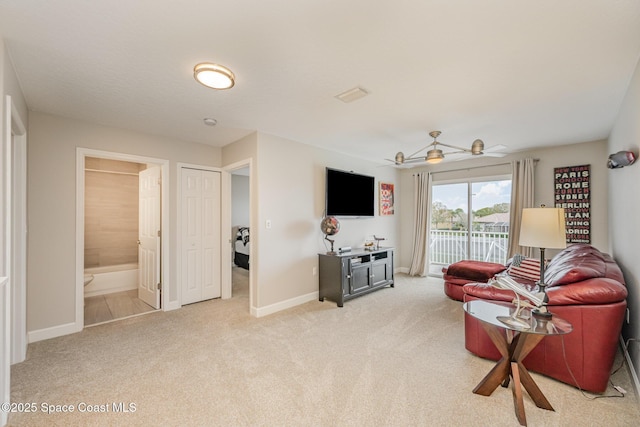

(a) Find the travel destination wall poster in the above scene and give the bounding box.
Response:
[379,182,394,216]
[554,164,590,244]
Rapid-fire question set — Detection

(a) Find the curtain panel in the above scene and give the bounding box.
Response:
[508,158,535,258]
[409,172,431,276]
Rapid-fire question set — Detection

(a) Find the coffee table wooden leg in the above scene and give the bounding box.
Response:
[517,362,554,410]
[473,357,511,396]
[474,323,511,396]
[511,362,527,426]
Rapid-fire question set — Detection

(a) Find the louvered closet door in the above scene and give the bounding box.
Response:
[181,168,221,305]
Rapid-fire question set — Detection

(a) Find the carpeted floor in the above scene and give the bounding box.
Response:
[8,271,640,426]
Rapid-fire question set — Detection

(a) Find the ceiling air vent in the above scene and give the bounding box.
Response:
[335,86,369,103]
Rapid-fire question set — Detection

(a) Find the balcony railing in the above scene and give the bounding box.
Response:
[429,229,509,265]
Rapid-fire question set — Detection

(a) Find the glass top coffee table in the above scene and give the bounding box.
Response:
[463,299,573,426]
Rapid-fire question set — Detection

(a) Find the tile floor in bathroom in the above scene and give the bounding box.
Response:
[84,289,157,326]
[85,268,248,326]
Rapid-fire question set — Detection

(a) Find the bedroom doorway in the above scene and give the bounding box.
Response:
[231,167,250,300]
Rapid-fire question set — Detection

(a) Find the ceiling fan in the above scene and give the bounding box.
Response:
[387,131,506,166]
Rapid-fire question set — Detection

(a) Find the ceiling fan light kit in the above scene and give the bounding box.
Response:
[426,148,444,164]
[389,130,502,166]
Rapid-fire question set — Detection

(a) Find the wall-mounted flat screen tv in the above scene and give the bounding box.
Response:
[325,168,375,217]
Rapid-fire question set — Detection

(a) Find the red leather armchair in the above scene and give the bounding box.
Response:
[460,244,627,393]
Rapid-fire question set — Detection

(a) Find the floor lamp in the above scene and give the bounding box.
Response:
[518,205,567,318]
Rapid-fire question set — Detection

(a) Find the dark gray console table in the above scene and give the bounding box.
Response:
[318,247,394,307]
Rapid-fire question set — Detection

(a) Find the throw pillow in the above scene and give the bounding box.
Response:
[508,255,541,282]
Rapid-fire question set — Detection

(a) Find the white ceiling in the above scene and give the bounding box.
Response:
[1,1,640,165]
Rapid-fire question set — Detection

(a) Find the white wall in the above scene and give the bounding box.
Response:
[231,174,250,227]
[222,132,399,312]
[397,139,609,270]
[609,55,640,383]
[27,112,221,335]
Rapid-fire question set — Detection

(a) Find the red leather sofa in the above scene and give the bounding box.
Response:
[445,244,627,393]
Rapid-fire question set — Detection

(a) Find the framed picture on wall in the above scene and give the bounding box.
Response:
[554,164,590,243]
[379,182,394,216]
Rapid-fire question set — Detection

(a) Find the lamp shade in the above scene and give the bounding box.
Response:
[519,207,567,249]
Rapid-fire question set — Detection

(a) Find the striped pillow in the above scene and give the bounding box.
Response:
[508,256,541,282]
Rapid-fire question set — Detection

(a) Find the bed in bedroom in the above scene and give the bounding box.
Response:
[234,226,250,270]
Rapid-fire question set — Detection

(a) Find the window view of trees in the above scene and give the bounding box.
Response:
[429,179,512,272]
[431,201,510,231]
[431,201,468,230]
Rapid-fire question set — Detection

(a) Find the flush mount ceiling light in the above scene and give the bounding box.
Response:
[386,131,506,166]
[194,63,235,90]
[203,118,217,126]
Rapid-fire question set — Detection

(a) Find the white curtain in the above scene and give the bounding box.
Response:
[508,158,535,258]
[409,172,431,276]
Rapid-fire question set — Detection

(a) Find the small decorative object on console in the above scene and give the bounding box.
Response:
[320,216,340,254]
[373,235,385,250]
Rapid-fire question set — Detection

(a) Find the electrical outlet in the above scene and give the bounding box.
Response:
[265,219,272,229]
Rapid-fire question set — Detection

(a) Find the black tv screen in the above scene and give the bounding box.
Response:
[326,168,375,217]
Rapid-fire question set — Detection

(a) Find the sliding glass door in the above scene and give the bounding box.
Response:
[429,177,511,275]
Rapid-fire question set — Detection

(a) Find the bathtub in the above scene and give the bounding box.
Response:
[84,263,139,297]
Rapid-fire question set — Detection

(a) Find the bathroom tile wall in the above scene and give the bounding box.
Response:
[84,157,145,268]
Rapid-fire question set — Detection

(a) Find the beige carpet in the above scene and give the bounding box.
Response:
[9,271,640,426]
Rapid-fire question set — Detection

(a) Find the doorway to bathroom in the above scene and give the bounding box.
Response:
[77,149,168,328]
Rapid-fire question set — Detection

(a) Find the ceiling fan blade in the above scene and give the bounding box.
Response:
[447,153,473,162]
[481,144,508,157]
[484,144,507,152]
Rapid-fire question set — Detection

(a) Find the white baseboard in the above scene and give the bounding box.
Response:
[396,267,410,274]
[252,291,319,318]
[28,321,82,343]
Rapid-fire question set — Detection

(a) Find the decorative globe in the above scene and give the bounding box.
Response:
[320,216,340,236]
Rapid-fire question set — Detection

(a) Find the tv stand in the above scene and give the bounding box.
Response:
[318,247,394,307]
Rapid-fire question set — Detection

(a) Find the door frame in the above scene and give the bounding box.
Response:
[176,163,223,305]
[3,95,27,364]
[76,148,171,329]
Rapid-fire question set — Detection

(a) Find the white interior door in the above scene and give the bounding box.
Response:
[202,170,221,300]
[138,166,161,309]
[182,168,221,305]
